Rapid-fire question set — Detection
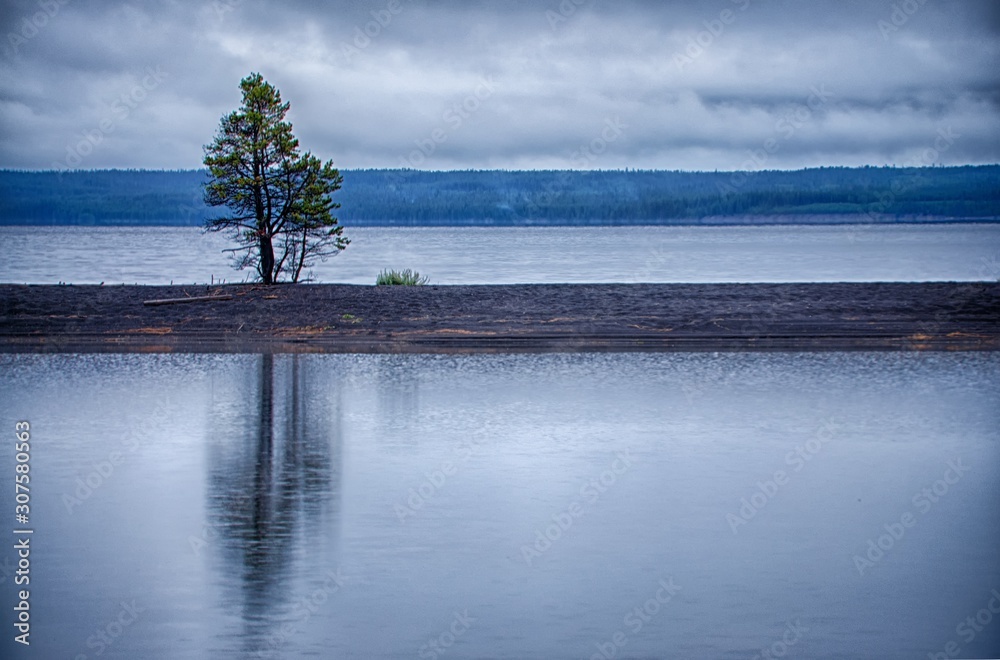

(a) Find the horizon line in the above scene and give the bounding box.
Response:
[2,164,1000,175]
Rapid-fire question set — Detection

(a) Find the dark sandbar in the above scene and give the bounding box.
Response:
[1,283,998,353]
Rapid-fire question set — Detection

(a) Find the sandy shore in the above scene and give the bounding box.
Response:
[1,282,998,353]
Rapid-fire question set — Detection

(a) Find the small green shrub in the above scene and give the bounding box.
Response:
[376,268,430,286]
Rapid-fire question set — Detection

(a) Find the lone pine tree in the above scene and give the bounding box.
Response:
[203,73,348,284]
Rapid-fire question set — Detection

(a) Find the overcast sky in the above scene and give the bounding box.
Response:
[1,0,998,171]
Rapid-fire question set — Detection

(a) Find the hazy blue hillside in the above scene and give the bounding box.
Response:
[1,166,998,226]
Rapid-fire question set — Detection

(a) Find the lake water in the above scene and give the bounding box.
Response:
[1,351,998,658]
[3,223,1000,284]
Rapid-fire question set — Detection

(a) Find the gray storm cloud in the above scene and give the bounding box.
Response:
[0,0,997,171]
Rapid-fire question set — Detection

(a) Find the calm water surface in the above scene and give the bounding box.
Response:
[1,351,998,658]
[3,223,1000,284]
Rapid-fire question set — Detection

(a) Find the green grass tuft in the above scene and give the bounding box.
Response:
[376,268,430,286]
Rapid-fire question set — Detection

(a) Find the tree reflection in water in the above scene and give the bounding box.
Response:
[203,353,342,655]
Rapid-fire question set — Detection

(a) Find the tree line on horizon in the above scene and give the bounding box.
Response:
[1,164,998,226]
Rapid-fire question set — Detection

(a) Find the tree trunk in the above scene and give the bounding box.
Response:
[259,233,275,285]
[291,228,308,283]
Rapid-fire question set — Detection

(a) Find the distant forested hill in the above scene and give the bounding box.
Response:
[1,166,998,226]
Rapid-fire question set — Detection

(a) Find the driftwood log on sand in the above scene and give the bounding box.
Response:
[142,295,234,307]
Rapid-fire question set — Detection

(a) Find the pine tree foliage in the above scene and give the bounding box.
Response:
[203,73,348,284]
